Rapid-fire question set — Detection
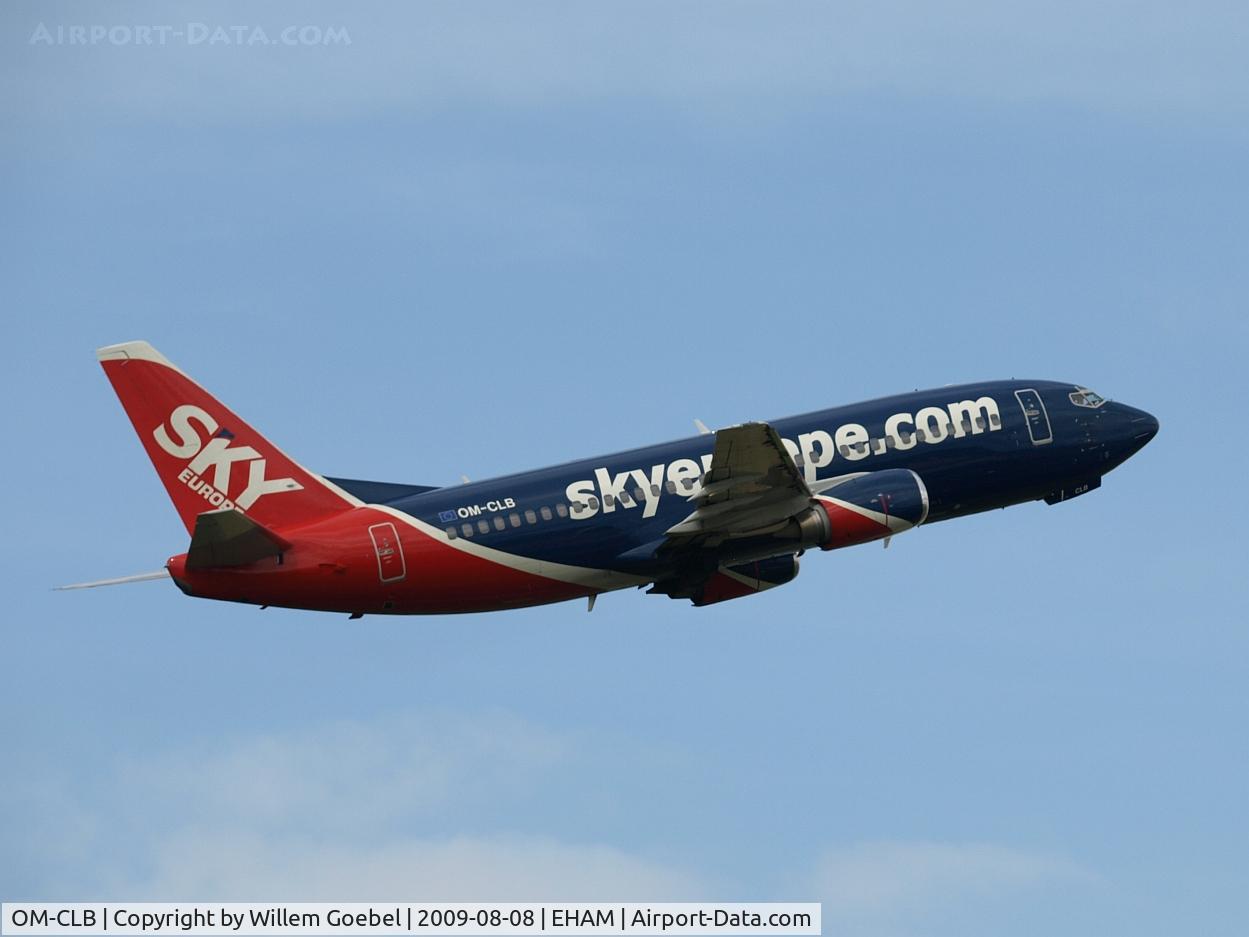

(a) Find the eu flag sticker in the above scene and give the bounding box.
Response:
[438,510,458,523]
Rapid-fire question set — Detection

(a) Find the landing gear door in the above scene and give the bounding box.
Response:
[1014,388,1053,446]
[368,522,407,583]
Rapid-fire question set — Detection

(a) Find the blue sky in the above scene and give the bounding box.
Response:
[2,2,1246,935]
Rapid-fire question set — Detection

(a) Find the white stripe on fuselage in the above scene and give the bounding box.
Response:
[367,503,648,591]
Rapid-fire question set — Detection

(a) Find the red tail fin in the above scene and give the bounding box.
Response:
[98,341,359,534]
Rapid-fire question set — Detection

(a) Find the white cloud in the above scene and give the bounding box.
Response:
[5,709,1095,913]
[9,709,706,900]
[117,710,566,835]
[126,831,705,900]
[811,840,1095,922]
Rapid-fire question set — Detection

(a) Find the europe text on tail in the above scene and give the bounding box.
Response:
[64,341,1157,615]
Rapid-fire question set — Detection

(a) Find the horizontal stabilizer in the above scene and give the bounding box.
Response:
[56,570,169,590]
[187,508,291,570]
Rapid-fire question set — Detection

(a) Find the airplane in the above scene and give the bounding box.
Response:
[63,341,1158,615]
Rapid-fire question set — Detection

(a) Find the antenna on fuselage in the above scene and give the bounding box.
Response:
[693,419,712,435]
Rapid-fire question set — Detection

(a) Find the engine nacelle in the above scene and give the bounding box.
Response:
[704,468,931,567]
[813,468,929,550]
[694,554,800,606]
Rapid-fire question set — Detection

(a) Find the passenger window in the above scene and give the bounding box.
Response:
[666,481,677,494]
[477,519,490,535]
[524,509,537,524]
[556,503,569,518]
[493,516,506,531]
[540,506,552,521]
[509,513,521,528]
[651,484,660,497]
[587,496,599,510]
[445,527,457,540]
[604,494,615,507]
[461,523,474,538]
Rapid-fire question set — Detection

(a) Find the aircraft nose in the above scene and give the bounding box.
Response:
[1107,402,1159,461]
[1122,404,1160,447]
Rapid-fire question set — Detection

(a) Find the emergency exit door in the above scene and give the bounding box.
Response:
[1014,388,1053,446]
[368,522,407,583]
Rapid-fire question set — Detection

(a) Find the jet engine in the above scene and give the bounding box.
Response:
[702,468,931,567]
[811,468,929,550]
[694,554,800,606]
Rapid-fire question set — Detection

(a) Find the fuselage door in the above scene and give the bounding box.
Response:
[368,521,407,582]
[1014,388,1053,446]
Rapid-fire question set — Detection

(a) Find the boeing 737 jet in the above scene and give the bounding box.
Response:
[66,341,1158,614]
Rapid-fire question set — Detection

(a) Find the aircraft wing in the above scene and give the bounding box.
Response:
[642,421,814,601]
[665,421,811,542]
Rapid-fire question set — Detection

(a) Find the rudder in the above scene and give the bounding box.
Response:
[98,341,359,534]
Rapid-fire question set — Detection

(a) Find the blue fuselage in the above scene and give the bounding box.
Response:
[385,380,1158,574]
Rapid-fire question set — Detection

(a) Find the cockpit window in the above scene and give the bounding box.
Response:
[1069,387,1107,408]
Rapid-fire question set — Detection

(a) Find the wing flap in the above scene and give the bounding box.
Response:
[665,422,810,539]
